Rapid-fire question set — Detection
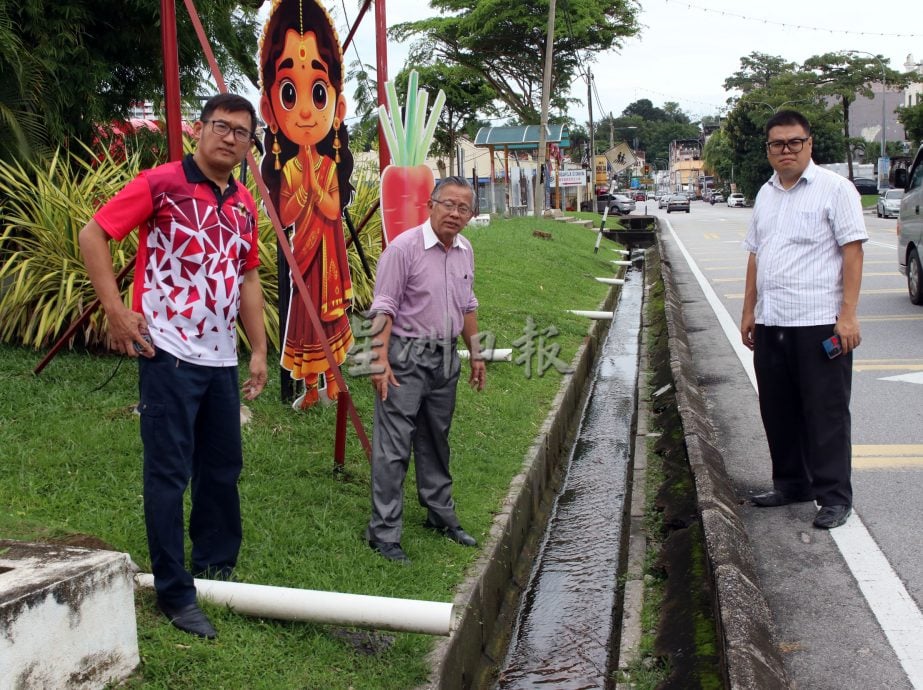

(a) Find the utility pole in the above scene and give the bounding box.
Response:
[533,0,556,218]
[587,69,595,209]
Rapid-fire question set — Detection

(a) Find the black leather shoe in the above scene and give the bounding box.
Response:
[369,540,410,563]
[424,521,477,547]
[157,601,217,639]
[813,505,851,529]
[751,489,814,507]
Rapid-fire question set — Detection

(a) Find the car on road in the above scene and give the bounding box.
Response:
[658,194,672,209]
[727,193,746,207]
[581,193,618,213]
[608,194,636,215]
[894,145,923,304]
[632,191,646,202]
[666,193,691,213]
[877,189,903,218]
[852,177,879,196]
[710,191,725,204]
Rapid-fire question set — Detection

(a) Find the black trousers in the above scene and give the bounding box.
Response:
[753,324,853,507]
[139,350,243,608]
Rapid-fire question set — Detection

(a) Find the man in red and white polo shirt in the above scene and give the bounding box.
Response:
[80,93,267,639]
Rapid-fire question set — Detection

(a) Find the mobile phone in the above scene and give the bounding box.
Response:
[822,335,842,359]
[133,334,153,353]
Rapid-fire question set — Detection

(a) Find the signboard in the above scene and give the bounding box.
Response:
[878,156,890,190]
[603,143,637,174]
[594,155,610,186]
[550,169,588,187]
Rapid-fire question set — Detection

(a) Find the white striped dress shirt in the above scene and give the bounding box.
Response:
[743,161,868,326]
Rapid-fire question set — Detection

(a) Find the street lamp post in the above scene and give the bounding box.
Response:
[749,99,810,113]
[847,50,888,189]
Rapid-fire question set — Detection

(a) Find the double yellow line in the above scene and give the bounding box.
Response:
[853,445,923,470]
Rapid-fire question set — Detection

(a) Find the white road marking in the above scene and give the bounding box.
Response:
[664,218,923,689]
[868,240,897,250]
[881,372,923,385]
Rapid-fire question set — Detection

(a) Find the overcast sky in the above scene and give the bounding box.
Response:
[259,0,923,128]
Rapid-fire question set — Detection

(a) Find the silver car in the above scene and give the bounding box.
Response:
[608,194,636,215]
[877,189,903,219]
[895,145,923,304]
[666,193,690,213]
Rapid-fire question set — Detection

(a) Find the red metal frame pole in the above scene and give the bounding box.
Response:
[375,0,389,177]
[160,0,184,161]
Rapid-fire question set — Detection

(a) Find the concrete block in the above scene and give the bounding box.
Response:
[0,540,139,689]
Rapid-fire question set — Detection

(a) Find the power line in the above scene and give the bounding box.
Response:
[664,0,923,39]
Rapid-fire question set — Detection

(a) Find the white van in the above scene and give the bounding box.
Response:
[895,145,923,304]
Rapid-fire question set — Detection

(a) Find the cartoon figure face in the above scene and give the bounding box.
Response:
[266,29,345,148]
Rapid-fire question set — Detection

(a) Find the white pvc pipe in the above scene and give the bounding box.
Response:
[610,260,632,266]
[594,277,625,285]
[567,310,614,320]
[610,248,630,255]
[458,348,513,361]
[134,574,454,636]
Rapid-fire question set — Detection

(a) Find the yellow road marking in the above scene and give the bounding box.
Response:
[703,232,720,240]
[853,445,923,470]
[853,364,923,372]
[859,314,923,321]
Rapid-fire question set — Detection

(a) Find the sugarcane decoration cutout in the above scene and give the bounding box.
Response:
[378,71,446,244]
[259,0,356,410]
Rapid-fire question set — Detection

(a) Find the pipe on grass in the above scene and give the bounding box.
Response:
[458,348,513,361]
[567,310,614,320]
[134,574,454,636]
[594,278,625,285]
[610,260,632,266]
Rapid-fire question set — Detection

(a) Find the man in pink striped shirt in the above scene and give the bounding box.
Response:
[364,177,487,563]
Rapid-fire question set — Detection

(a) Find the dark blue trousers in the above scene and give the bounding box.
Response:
[138,350,242,608]
[753,324,853,507]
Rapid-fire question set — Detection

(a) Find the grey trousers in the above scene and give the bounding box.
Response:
[366,337,462,543]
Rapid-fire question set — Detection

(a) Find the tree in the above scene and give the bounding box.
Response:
[0,2,47,163]
[724,52,798,95]
[702,128,733,184]
[622,99,668,122]
[390,0,640,122]
[802,52,907,179]
[723,87,841,199]
[898,103,923,148]
[395,63,497,175]
[4,0,259,155]
[346,59,381,153]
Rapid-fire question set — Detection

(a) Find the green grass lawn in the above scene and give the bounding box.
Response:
[0,214,622,689]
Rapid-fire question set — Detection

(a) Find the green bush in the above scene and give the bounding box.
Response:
[0,146,138,349]
[0,147,384,353]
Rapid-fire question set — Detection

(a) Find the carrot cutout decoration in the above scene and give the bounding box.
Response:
[378,70,446,244]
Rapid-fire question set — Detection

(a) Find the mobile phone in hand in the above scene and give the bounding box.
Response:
[822,335,842,359]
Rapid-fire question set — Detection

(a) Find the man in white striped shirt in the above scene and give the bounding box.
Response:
[740,110,867,530]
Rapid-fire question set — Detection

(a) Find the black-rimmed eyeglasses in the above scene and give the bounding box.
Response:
[431,198,474,217]
[766,137,810,155]
[203,119,254,144]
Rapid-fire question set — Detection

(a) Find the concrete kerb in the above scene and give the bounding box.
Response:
[657,237,791,689]
[420,265,623,690]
